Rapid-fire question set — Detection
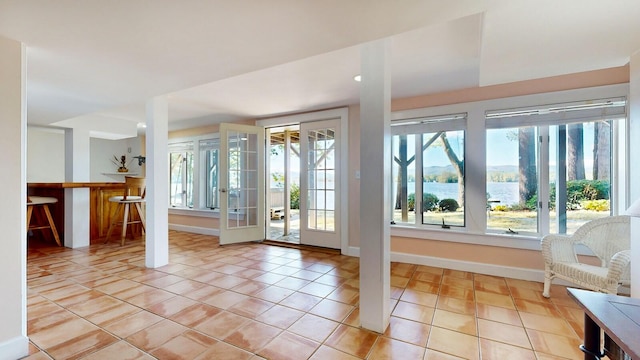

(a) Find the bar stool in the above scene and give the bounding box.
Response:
[27,196,62,246]
[105,176,146,246]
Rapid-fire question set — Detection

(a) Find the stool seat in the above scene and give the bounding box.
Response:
[28,196,58,205]
[27,196,61,246]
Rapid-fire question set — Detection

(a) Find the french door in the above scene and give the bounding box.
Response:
[219,123,265,245]
[300,119,341,248]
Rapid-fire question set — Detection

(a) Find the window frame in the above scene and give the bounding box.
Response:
[390,83,629,251]
[168,133,220,217]
[390,113,467,228]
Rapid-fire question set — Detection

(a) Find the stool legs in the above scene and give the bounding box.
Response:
[120,203,130,247]
[27,203,61,246]
[105,202,145,246]
[42,204,61,246]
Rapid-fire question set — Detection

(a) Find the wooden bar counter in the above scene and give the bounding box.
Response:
[28,182,131,244]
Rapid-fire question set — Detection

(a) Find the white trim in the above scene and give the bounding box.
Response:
[0,336,29,360]
[169,223,219,236]
[347,245,575,285]
[169,208,219,218]
[257,107,350,255]
[391,226,542,250]
[392,84,629,122]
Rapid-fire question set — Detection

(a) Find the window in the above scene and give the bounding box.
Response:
[169,142,194,208]
[486,98,626,235]
[169,135,220,212]
[391,114,466,227]
[200,138,219,209]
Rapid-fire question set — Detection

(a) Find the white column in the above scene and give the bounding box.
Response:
[629,50,640,298]
[359,39,391,332]
[145,96,169,268]
[64,128,91,248]
[0,35,29,359]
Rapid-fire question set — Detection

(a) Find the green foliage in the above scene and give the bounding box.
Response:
[487,171,519,182]
[407,193,439,212]
[548,180,610,210]
[438,198,459,212]
[424,174,459,183]
[510,180,611,212]
[423,193,439,211]
[525,195,539,211]
[290,183,300,209]
[271,172,285,188]
[581,199,610,211]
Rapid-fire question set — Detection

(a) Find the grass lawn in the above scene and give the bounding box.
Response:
[395,209,610,235]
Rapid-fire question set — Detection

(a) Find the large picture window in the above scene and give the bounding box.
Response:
[391,114,466,227]
[486,98,625,235]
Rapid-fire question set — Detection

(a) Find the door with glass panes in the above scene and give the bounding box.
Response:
[299,119,341,248]
[219,123,265,245]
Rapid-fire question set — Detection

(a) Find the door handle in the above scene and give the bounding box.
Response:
[219,188,227,193]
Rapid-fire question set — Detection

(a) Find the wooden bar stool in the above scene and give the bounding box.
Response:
[27,196,62,246]
[104,176,146,246]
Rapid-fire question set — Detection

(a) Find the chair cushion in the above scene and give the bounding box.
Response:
[554,262,609,289]
[109,195,145,203]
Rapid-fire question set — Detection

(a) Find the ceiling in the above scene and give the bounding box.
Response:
[1,0,640,138]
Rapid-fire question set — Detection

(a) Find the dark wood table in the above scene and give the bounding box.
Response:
[568,288,640,360]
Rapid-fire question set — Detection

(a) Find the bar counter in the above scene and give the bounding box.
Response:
[28,182,130,244]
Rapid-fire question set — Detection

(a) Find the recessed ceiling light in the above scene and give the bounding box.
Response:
[353,75,361,82]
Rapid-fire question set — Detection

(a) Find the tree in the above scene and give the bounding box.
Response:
[518,128,537,204]
[592,121,610,180]
[439,133,464,207]
[567,123,585,180]
[394,135,410,222]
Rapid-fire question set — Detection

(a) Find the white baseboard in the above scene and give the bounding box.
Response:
[168,224,219,236]
[0,335,28,360]
[347,246,575,285]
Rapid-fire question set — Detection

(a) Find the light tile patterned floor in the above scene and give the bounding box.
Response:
[23,231,586,359]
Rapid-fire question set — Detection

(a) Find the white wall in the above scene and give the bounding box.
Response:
[27,127,65,182]
[26,126,144,183]
[90,137,143,182]
[0,35,29,359]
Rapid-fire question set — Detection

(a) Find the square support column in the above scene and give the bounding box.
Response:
[145,96,169,268]
[359,39,391,332]
[64,128,91,248]
[0,35,29,359]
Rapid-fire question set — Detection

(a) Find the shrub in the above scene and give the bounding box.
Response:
[290,183,300,209]
[423,193,439,212]
[407,193,416,211]
[438,198,459,212]
[581,199,610,211]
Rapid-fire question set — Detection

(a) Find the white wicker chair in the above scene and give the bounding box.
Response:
[541,215,631,298]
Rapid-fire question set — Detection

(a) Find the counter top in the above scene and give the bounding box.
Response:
[28,182,126,189]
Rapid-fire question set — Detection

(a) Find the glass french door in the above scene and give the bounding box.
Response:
[300,119,341,248]
[219,123,265,245]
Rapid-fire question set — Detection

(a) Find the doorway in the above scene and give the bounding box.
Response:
[267,126,301,244]
[259,108,348,252]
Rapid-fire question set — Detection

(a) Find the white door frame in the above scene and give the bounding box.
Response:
[257,108,349,254]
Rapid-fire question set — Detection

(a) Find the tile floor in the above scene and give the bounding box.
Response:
[23,231,589,359]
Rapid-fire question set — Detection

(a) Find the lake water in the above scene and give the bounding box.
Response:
[402,182,520,205]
